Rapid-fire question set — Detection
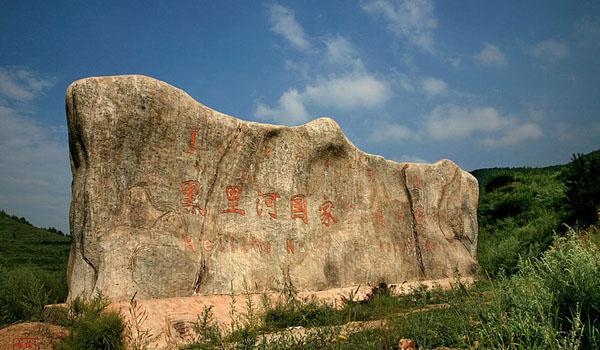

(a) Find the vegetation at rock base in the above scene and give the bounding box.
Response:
[1,148,600,349]
[53,294,125,350]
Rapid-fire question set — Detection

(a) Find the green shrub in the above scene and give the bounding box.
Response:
[562,149,600,226]
[485,174,516,193]
[0,266,67,326]
[57,311,125,350]
[264,299,342,330]
[42,304,71,326]
[56,294,125,350]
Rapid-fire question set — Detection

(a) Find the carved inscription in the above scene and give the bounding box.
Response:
[373,202,386,228]
[256,191,278,220]
[182,235,196,252]
[222,185,245,215]
[424,239,435,253]
[216,234,272,254]
[185,128,200,154]
[285,239,295,254]
[377,238,436,254]
[290,194,308,224]
[12,337,39,349]
[319,196,338,227]
[415,207,426,225]
[180,180,205,216]
[178,181,341,224]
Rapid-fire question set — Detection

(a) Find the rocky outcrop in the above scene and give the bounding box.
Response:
[66,75,478,301]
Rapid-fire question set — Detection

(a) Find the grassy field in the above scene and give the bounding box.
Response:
[0,210,70,272]
[0,211,71,327]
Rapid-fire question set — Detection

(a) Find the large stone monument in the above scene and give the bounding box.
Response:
[66,75,478,302]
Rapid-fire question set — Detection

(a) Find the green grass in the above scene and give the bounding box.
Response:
[0,210,70,272]
[472,166,568,276]
[0,209,71,327]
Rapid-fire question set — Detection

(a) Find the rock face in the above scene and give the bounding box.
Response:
[66,75,478,302]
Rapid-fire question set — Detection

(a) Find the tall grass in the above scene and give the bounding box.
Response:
[478,228,600,349]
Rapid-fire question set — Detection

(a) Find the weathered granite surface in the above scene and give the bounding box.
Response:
[66,75,479,301]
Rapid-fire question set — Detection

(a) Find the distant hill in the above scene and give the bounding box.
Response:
[471,165,564,193]
[0,210,70,273]
[0,211,71,326]
[470,165,568,276]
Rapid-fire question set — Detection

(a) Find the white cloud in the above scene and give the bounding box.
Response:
[481,123,542,147]
[0,67,68,232]
[324,36,364,70]
[0,67,54,102]
[0,104,70,232]
[420,77,448,97]
[361,0,437,52]
[423,104,542,146]
[255,73,390,124]
[476,44,507,66]
[260,14,390,125]
[268,3,310,50]
[368,122,414,144]
[255,88,309,124]
[530,39,570,62]
[304,74,390,109]
[424,105,505,140]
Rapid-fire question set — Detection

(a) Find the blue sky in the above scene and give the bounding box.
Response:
[1,0,599,233]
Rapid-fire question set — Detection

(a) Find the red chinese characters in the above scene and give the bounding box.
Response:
[182,234,196,252]
[290,194,308,224]
[285,239,295,254]
[12,338,39,349]
[256,191,278,220]
[222,185,246,215]
[424,239,435,253]
[185,128,200,154]
[415,207,425,225]
[180,180,205,216]
[319,196,338,227]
